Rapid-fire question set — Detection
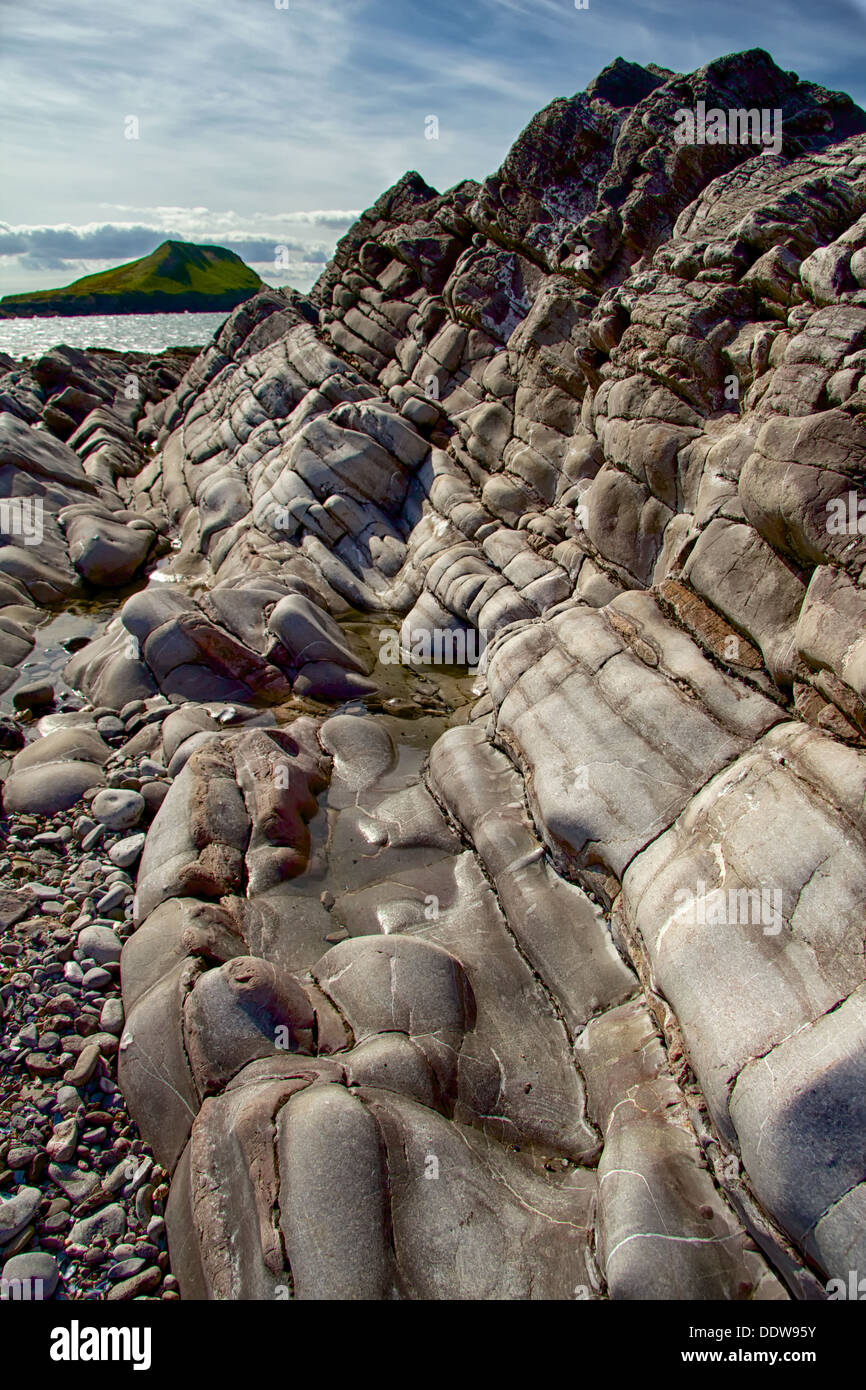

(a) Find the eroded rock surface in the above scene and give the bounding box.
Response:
[5,47,866,1301]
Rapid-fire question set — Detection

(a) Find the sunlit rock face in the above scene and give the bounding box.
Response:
[10,48,866,1301]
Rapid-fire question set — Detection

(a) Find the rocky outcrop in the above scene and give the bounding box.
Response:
[0,346,191,693]
[5,47,866,1301]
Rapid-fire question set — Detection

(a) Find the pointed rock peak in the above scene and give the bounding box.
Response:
[585,57,674,109]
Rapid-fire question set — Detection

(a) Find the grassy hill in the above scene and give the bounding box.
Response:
[0,240,264,318]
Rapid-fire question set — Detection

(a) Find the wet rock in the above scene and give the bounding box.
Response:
[12,682,54,713]
[64,509,155,586]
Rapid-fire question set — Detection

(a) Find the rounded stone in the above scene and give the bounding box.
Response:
[108,833,145,869]
[2,762,107,815]
[1,1250,60,1297]
[77,924,122,964]
[12,682,55,714]
[0,1187,41,1245]
[91,789,145,830]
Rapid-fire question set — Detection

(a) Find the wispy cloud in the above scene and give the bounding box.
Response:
[2,0,864,298]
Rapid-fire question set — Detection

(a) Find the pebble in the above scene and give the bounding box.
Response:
[1,1250,60,1297]
[96,716,125,739]
[24,1052,64,1078]
[81,826,104,852]
[68,1202,126,1247]
[33,832,67,850]
[55,1086,81,1115]
[0,1186,41,1244]
[94,883,130,914]
[99,997,124,1034]
[138,758,168,777]
[141,781,169,814]
[46,1118,78,1163]
[91,789,145,831]
[63,1043,101,1086]
[77,924,122,964]
[108,833,145,868]
[73,815,96,841]
[107,1256,146,1281]
[82,967,112,990]
[26,883,62,902]
[13,682,55,713]
[7,1145,38,1169]
[106,1265,161,1300]
[48,1163,99,1203]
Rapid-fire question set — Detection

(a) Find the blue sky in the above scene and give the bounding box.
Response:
[2,0,866,296]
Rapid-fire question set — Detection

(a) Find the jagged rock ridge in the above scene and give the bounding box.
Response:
[3,47,866,1300]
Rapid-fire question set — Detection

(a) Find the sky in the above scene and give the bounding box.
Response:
[2,0,866,297]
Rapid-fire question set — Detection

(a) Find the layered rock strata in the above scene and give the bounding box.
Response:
[5,48,866,1300]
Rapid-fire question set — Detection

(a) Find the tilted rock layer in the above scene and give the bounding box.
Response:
[31,49,866,1299]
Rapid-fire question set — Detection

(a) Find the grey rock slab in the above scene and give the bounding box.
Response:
[318,713,396,796]
[277,1083,391,1301]
[10,726,110,771]
[730,982,866,1274]
[183,955,314,1096]
[487,603,766,884]
[577,999,783,1300]
[682,518,806,685]
[429,724,637,1030]
[117,960,201,1172]
[268,592,369,675]
[622,722,866,1144]
[361,1087,594,1299]
[323,858,599,1162]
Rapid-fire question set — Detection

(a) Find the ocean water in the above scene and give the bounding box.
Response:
[0,311,229,360]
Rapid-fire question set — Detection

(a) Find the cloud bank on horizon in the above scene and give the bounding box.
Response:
[2,0,865,297]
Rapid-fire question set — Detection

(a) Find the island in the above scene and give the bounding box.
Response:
[0,239,264,317]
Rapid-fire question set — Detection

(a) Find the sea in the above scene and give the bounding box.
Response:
[0,311,229,360]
